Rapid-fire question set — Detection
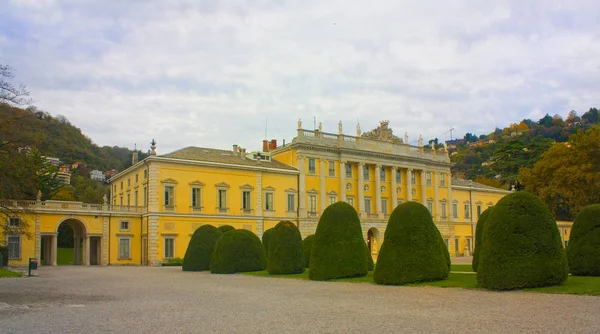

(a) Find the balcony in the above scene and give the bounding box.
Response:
[0,200,147,213]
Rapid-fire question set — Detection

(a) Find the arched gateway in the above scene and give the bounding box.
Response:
[367,228,381,261]
[40,218,101,266]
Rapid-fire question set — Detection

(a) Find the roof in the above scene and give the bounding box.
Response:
[452,178,510,192]
[159,147,298,171]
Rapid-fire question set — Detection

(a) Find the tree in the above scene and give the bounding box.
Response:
[519,127,600,220]
[567,204,600,276]
[566,110,581,126]
[477,192,568,290]
[0,65,31,106]
[210,229,266,274]
[374,202,449,285]
[472,207,493,272]
[262,227,275,256]
[538,114,553,127]
[302,235,314,268]
[182,225,222,271]
[581,108,599,124]
[266,221,304,274]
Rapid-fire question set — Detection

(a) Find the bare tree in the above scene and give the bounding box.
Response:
[0,64,32,106]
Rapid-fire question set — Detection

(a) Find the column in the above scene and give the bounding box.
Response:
[375,164,382,218]
[448,173,453,221]
[320,159,327,213]
[51,234,57,267]
[434,171,440,221]
[390,166,397,208]
[148,215,160,266]
[83,235,90,266]
[297,156,307,218]
[421,169,427,203]
[339,161,346,201]
[358,162,365,216]
[255,172,263,216]
[35,215,41,261]
[74,235,80,265]
[102,216,109,265]
[407,168,413,201]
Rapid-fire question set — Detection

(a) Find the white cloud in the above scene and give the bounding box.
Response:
[1,0,599,153]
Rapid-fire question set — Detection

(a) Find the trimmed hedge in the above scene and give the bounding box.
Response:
[182,225,222,271]
[267,221,305,274]
[309,202,368,280]
[302,235,314,268]
[472,207,493,272]
[366,244,374,271]
[0,246,7,267]
[262,227,275,257]
[210,229,266,274]
[567,204,600,276]
[374,202,449,285]
[477,192,568,290]
[218,225,235,233]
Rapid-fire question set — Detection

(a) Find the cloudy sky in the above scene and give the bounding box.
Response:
[1,0,599,153]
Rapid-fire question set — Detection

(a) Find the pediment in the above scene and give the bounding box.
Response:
[161,178,178,184]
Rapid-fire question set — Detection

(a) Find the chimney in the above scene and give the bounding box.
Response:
[262,140,269,152]
[240,148,246,159]
[132,151,138,165]
[269,139,277,151]
[233,144,238,153]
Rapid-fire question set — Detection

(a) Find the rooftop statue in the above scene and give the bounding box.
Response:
[361,120,403,143]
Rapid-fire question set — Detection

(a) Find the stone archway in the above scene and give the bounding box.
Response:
[41,218,94,266]
[367,227,381,262]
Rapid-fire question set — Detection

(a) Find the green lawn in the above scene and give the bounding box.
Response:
[57,247,82,265]
[0,268,22,278]
[244,269,600,295]
[450,264,474,272]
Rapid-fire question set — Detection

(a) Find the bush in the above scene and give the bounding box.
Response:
[472,207,493,272]
[210,229,266,274]
[374,202,449,285]
[567,204,600,276]
[182,225,222,271]
[163,257,184,267]
[262,227,275,256]
[477,192,568,290]
[0,246,7,267]
[309,202,368,280]
[302,235,314,268]
[267,221,305,274]
[218,225,235,233]
[366,244,374,271]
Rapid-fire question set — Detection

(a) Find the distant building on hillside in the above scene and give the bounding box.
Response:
[105,169,119,179]
[445,138,465,149]
[90,169,106,182]
[71,161,83,169]
[46,157,60,167]
[57,164,71,185]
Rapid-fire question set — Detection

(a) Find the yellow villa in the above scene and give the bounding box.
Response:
[2,121,573,267]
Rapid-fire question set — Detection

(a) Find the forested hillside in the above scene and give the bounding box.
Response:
[448,108,600,189]
[0,104,147,171]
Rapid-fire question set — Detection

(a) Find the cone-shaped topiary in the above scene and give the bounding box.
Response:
[374,202,450,285]
[182,225,222,271]
[366,244,374,271]
[309,202,368,280]
[567,204,600,276]
[477,192,568,290]
[302,235,314,268]
[267,221,305,274]
[210,229,266,274]
[262,227,275,257]
[218,225,235,233]
[472,207,493,272]
[440,237,451,270]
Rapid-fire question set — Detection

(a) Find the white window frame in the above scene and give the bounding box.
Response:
[242,190,252,210]
[427,201,433,215]
[328,195,337,205]
[119,220,130,232]
[441,202,447,218]
[216,182,230,213]
[134,190,138,207]
[164,237,175,259]
[328,161,335,177]
[396,169,401,183]
[164,185,175,208]
[118,237,131,260]
[287,193,295,212]
[191,187,202,209]
[309,195,317,213]
[411,171,416,185]
[308,158,316,174]
[426,172,432,186]
[8,217,21,228]
[380,168,386,182]
[345,163,352,178]
[452,202,458,218]
[381,198,388,215]
[396,198,403,207]
[464,203,471,218]
[477,204,482,218]
[346,196,354,207]
[7,235,21,260]
[363,166,370,181]
[265,192,274,211]
[440,173,446,187]
[364,197,372,214]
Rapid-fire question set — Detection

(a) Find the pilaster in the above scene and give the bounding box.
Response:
[297,156,307,218]
[102,216,109,265]
[339,161,346,202]
[51,234,57,267]
[407,168,413,201]
[83,235,90,266]
[434,171,440,221]
[35,214,41,261]
[375,164,382,217]
[148,215,160,266]
[255,172,263,216]
[390,166,397,208]
[358,162,365,216]
[320,159,327,213]
[147,161,160,213]
[421,169,427,203]
[448,175,453,222]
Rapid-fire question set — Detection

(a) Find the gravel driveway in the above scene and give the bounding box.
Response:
[1,266,599,333]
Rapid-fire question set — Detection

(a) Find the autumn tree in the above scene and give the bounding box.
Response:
[519,126,600,220]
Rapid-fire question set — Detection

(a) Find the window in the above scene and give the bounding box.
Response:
[120,221,130,231]
[382,198,388,215]
[164,237,175,259]
[308,158,316,174]
[477,204,482,218]
[346,196,354,207]
[365,198,372,214]
[328,161,335,176]
[218,189,227,210]
[120,181,123,190]
[440,173,446,187]
[464,204,470,218]
[455,238,460,254]
[309,195,317,213]
[265,192,274,211]
[426,172,432,186]
[144,170,148,179]
[134,191,138,207]
[466,238,471,254]
[444,239,449,248]
[363,166,369,180]
[127,194,130,206]
[287,194,295,212]
[564,240,569,248]
[164,186,174,207]
[120,196,123,206]
[345,163,352,178]
[396,169,401,183]
[143,187,147,206]
[411,171,416,185]
[441,202,447,218]
[329,195,336,205]
[127,178,130,187]
[452,203,458,218]
[396,199,403,207]
[118,238,130,259]
[242,191,251,211]
[427,201,433,214]
[7,235,20,259]
[8,217,21,228]
[380,168,385,182]
[135,174,138,183]
[192,188,202,208]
